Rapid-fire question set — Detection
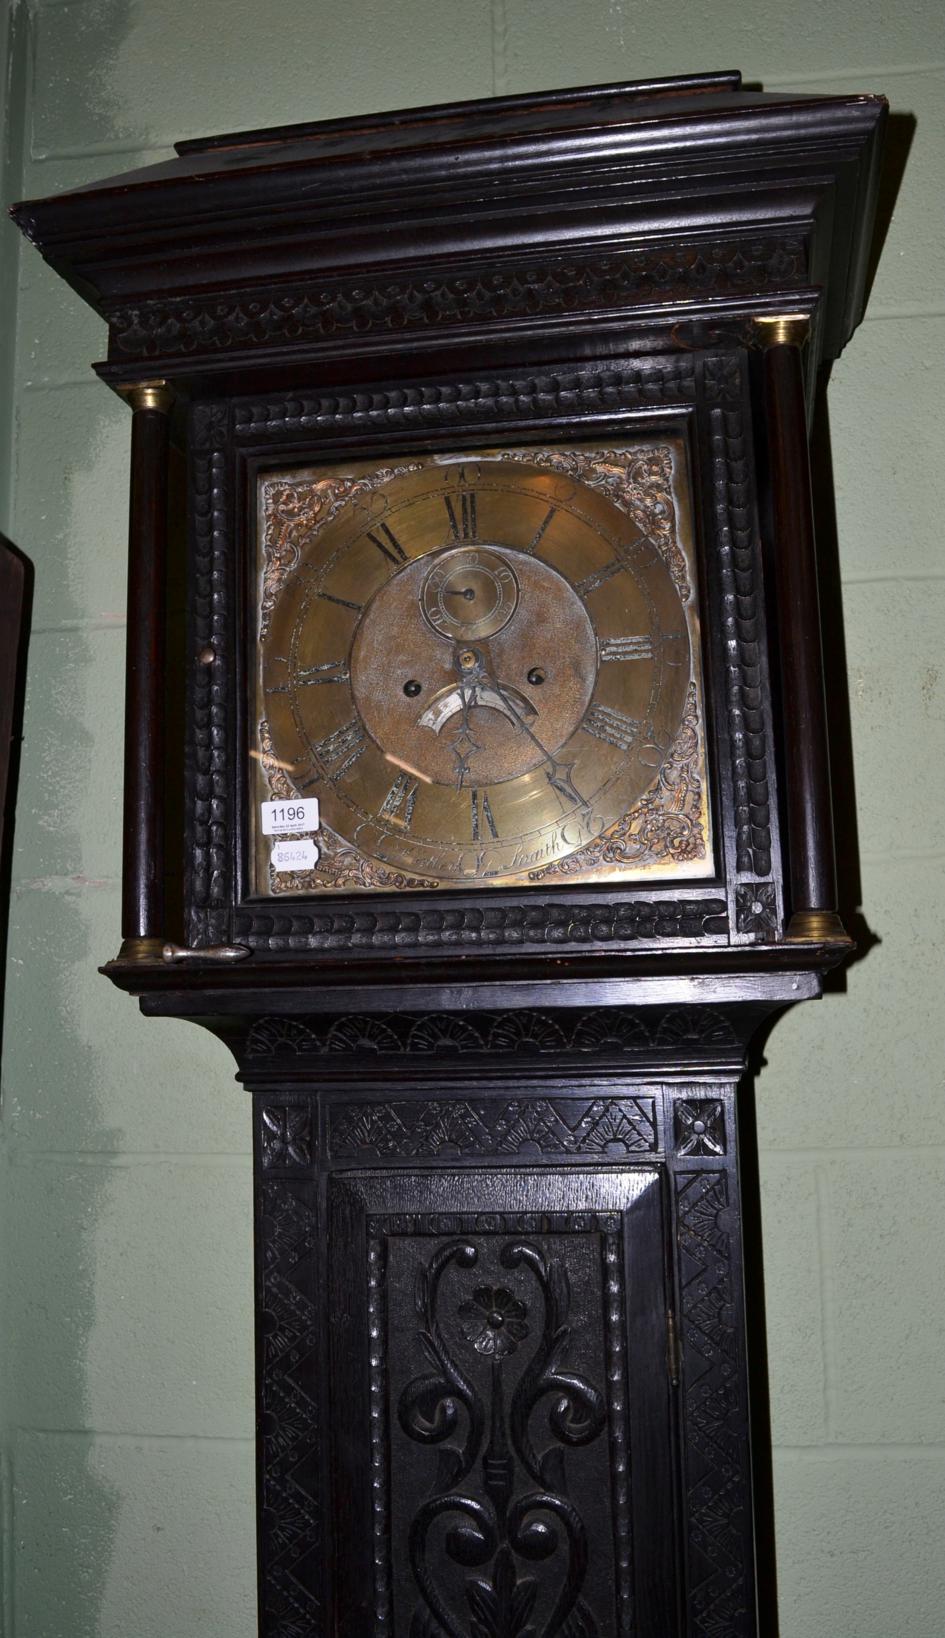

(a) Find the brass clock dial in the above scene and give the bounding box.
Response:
[253,444,711,892]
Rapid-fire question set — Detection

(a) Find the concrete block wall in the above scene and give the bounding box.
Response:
[1,3,942,1633]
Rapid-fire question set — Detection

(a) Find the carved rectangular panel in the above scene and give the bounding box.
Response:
[256,1175,324,1637]
[328,1168,677,1638]
[328,1094,659,1161]
[674,1166,753,1637]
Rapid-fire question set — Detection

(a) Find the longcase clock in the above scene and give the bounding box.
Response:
[13,71,886,1638]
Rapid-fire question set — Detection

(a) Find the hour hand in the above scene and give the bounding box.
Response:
[544,757,585,809]
[459,645,589,813]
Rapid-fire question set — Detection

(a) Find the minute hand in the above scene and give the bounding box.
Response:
[473,658,588,811]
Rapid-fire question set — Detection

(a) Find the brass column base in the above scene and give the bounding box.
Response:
[784,910,852,945]
[115,936,165,962]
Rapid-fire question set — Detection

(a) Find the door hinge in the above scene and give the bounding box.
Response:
[667,1307,681,1387]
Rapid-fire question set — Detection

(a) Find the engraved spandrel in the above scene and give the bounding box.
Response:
[257,462,424,638]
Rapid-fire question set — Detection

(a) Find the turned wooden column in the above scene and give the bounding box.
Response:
[117,381,174,960]
[759,318,849,943]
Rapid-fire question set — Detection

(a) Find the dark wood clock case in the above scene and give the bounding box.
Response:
[13,72,886,1637]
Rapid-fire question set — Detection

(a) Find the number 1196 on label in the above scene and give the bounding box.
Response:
[260,797,320,836]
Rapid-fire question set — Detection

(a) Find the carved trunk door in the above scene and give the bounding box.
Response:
[328,1167,679,1638]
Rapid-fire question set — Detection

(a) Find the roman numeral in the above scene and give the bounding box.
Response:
[318,590,363,613]
[471,789,499,842]
[309,718,366,778]
[366,523,407,565]
[598,635,654,662]
[583,704,641,752]
[294,659,350,686]
[574,559,624,598]
[379,772,418,829]
[527,505,557,554]
[445,491,477,541]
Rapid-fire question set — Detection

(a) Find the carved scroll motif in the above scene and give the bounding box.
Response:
[392,1235,617,1638]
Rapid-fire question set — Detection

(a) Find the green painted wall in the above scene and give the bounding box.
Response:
[1,3,942,1633]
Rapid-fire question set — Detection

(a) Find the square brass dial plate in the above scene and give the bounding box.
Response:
[249,439,712,896]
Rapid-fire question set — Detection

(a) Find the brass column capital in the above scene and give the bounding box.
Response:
[119,379,175,414]
[752,313,811,349]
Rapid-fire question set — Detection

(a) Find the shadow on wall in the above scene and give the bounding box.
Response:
[739,106,916,1634]
[0,536,32,1065]
[802,108,916,991]
[822,107,914,959]
[862,110,917,309]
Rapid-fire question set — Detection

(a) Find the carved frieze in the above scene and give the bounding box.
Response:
[108,235,805,365]
[234,897,728,951]
[244,1006,740,1060]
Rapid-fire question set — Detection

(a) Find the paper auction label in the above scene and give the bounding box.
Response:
[271,838,319,872]
[260,797,320,836]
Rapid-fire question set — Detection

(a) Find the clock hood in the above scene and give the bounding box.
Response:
[11,70,886,398]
